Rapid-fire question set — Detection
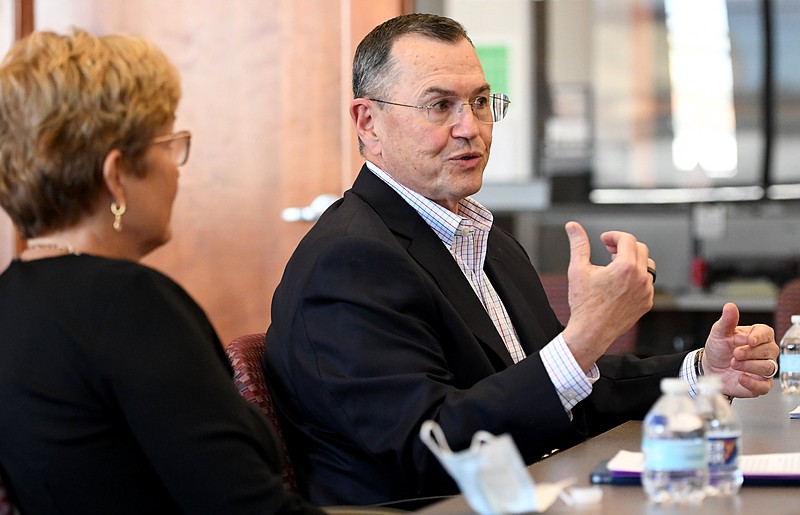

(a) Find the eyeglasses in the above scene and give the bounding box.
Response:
[369,93,510,126]
[150,130,191,166]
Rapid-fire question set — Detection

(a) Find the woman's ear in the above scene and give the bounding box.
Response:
[101,149,127,207]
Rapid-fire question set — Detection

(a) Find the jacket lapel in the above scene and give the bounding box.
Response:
[484,229,563,356]
[350,166,514,368]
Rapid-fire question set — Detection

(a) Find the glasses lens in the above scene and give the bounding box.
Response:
[490,94,510,123]
[427,101,452,126]
[431,98,495,126]
[172,132,191,166]
[151,131,191,166]
[473,98,494,124]
[433,96,509,125]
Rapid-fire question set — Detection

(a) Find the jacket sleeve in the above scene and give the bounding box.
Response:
[266,235,588,501]
[582,351,688,436]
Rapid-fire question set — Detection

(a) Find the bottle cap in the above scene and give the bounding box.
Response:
[792,315,800,324]
[697,375,722,394]
[660,377,689,394]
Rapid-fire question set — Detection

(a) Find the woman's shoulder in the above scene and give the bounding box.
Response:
[88,256,202,309]
[73,256,220,348]
[11,254,199,313]
[65,254,180,287]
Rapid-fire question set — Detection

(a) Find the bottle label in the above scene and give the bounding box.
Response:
[643,438,706,471]
[781,354,800,374]
[707,435,739,468]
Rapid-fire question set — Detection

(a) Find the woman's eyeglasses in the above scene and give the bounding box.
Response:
[150,130,192,166]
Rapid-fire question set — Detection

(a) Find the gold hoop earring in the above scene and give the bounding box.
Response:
[111,202,126,232]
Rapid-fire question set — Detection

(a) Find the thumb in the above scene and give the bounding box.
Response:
[565,221,591,272]
[710,302,740,338]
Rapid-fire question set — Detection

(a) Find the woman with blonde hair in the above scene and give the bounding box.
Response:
[0,29,322,515]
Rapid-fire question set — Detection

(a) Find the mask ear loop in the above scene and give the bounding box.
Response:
[420,420,499,456]
[420,420,453,456]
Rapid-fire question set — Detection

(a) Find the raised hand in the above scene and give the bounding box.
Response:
[561,221,655,371]
[702,302,778,398]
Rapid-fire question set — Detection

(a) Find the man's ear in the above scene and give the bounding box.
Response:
[101,149,127,208]
[351,99,382,156]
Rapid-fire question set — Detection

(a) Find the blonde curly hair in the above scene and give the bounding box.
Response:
[0,29,181,238]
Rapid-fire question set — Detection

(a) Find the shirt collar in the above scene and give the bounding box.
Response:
[365,161,494,247]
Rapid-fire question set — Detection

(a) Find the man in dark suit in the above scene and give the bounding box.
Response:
[263,13,778,507]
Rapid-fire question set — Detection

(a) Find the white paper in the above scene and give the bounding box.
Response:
[606,450,645,474]
[740,453,800,476]
[607,449,800,478]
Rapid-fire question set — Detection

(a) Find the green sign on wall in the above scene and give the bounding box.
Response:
[476,44,510,96]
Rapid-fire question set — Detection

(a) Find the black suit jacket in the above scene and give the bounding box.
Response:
[264,165,687,505]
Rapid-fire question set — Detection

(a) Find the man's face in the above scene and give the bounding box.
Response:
[365,35,493,212]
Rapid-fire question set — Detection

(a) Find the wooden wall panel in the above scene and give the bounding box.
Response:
[278,0,348,260]
[0,0,33,271]
[14,0,33,38]
[5,0,406,345]
[0,216,12,271]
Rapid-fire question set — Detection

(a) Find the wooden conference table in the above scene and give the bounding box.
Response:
[418,383,800,514]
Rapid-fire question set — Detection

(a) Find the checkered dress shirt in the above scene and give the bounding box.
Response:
[365,161,699,411]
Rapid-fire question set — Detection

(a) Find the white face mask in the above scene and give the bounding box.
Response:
[419,420,569,514]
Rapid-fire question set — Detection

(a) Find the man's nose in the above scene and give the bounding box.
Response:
[451,103,482,135]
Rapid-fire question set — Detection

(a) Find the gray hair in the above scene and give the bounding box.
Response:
[353,13,471,99]
[352,13,472,153]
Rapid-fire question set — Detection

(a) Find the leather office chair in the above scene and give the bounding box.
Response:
[538,274,638,355]
[225,333,298,493]
[775,278,800,341]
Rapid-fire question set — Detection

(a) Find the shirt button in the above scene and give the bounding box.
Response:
[565,390,576,400]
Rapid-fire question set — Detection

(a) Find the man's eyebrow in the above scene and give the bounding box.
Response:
[419,87,457,99]
[474,84,492,95]
[419,84,492,100]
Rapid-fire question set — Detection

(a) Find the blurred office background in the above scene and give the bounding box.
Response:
[2,0,798,354]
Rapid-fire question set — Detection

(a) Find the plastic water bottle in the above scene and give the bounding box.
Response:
[696,376,742,496]
[780,315,800,393]
[642,378,708,504]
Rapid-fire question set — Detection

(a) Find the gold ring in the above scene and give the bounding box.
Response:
[647,266,656,284]
[764,358,779,379]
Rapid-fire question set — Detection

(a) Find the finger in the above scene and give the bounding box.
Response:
[635,240,650,269]
[602,233,653,286]
[732,339,779,361]
[600,230,638,257]
[565,221,591,271]
[743,324,777,347]
[647,257,657,283]
[764,358,779,378]
[732,356,779,378]
[600,233,644,279]
[729,325,777,356]
[631,241,656,285]
[732,345,778,362]
[709,302,740,339]
[736,374,773,397]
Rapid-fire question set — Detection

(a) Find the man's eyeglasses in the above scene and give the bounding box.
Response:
[151,130,191,166]
[369,94,510,126]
